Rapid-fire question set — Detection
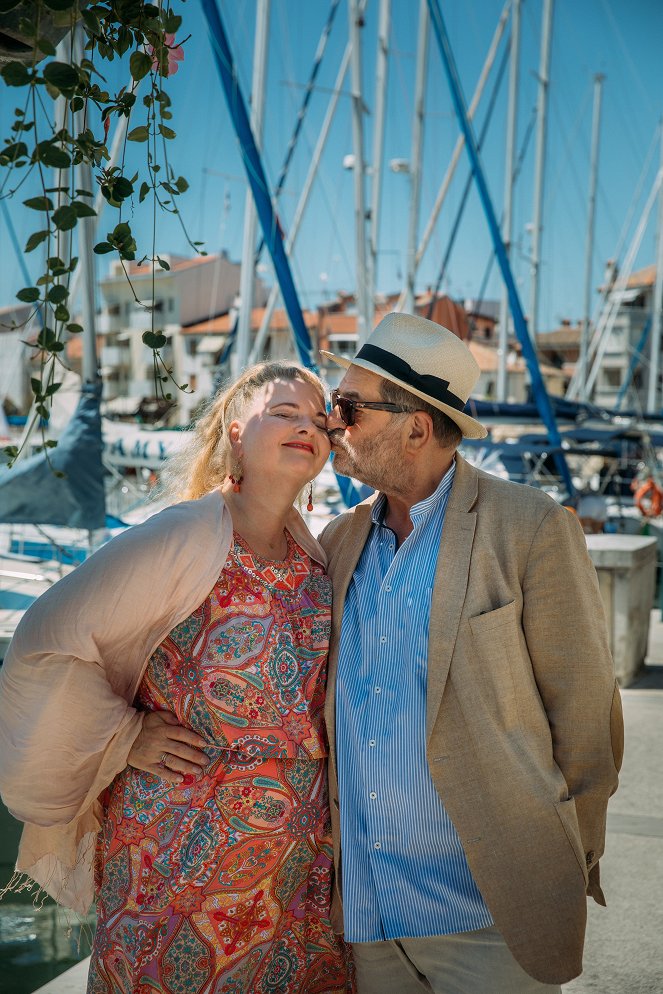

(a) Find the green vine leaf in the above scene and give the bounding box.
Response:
[52,204,78,230]
[158,123,176,140]
[43,61,79,94]
[16,287,41,303]
[36,37,57,57]
[1,61,31,87]
[80,8,102,34]
[35,140,71,168]
[0,140,29,165]
[25,230,49,252]
[127,125,149,142]
[36,327,64,353]
[47,285,68,304]
[142,331,168,349]
[71,201,97,218]
[66,323,83,334]
[129,51,153,82]
[23,195,53,211]
[164,12,182,33]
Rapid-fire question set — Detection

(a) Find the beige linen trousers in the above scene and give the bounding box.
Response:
[319,454,623,987]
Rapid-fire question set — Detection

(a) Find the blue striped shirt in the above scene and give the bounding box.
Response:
[336,461,493,942]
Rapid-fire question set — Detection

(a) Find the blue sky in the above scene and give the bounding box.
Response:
[2,0,663,335]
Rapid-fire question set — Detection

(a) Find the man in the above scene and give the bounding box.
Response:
[319,312,623,994]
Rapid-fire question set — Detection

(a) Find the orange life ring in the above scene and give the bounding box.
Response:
[634,478,663,518]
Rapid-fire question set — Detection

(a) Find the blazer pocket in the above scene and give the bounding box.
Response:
[554,797,589,885]
[466,601,520,732]
[468,600,517,639]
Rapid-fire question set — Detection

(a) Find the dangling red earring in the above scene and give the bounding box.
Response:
[228,459,243,493]
[307,483,314,512]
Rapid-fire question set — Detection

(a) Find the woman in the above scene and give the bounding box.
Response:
[0,362,353,993]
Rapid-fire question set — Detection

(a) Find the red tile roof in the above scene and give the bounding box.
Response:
[469,341,563,377]
[182,308,317,335]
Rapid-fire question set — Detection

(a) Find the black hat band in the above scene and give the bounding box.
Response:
[356,343,466,413]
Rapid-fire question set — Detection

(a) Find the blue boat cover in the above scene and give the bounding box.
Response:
[0,382,106,530]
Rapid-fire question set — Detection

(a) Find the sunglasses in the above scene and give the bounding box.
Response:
[330,389,412,427]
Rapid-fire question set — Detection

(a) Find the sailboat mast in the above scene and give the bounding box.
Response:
[77,159,99,384]
[497,0,520,402]
[647,124,663,413]
[368,0,391,325]
[403,0,429,315]
[235,0,270,372]
[348,0,371,345]
[529,0,553,343]
[69,27,99,386]
[579,73,605,403]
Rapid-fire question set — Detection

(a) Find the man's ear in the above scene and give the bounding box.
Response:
[407,411,433,450]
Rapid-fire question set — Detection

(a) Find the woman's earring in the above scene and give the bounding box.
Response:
[307,482,314,512]
[228,459,243,493]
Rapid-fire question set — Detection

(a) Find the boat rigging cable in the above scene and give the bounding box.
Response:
[470,103,537,324]
[213,0,342,372]
[202,0,363,507]
[426,0,574,495]
[425,39,510,319]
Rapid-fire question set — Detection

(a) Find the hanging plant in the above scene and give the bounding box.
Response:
[0,0,201,465]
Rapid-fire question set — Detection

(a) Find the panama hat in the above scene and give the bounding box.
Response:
[321,311,487,439]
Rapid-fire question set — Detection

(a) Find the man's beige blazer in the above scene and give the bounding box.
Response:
[319,454,623,986]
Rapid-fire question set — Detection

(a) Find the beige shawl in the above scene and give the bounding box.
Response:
[0,490,326,913]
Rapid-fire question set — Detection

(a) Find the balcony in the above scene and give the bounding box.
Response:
[101,345,130,367]
[96,311,121,334]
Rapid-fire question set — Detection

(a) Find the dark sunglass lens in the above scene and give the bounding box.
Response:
[338,397,355,426]
[331,391,354,426]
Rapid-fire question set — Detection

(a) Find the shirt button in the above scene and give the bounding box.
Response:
[374,686,381,694]
[379,635,387,643]
[369,791,377,799]
[384,585,391,592]
[369,739,376,747]
[374,841,381,850]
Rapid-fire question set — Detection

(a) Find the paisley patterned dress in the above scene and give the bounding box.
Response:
[88,530,353,994]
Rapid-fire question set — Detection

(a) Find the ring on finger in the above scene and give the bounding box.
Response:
[159,752,170,768]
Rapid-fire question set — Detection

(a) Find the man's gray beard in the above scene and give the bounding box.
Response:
[331,438,410,497]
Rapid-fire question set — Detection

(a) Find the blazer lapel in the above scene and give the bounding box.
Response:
[426,455,479,742]
[324,499,375,762]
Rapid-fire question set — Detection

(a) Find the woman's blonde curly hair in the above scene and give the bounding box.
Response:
[162,361,327,502]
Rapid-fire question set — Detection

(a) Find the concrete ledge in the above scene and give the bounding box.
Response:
[585,533,659,568]
[586,534,657,686]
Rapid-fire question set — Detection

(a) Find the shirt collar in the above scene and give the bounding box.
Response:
[371,458,456,527]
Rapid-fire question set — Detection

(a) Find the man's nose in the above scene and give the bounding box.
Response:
[326,407,344,430]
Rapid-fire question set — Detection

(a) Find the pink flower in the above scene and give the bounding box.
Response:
[150,34,185,77]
